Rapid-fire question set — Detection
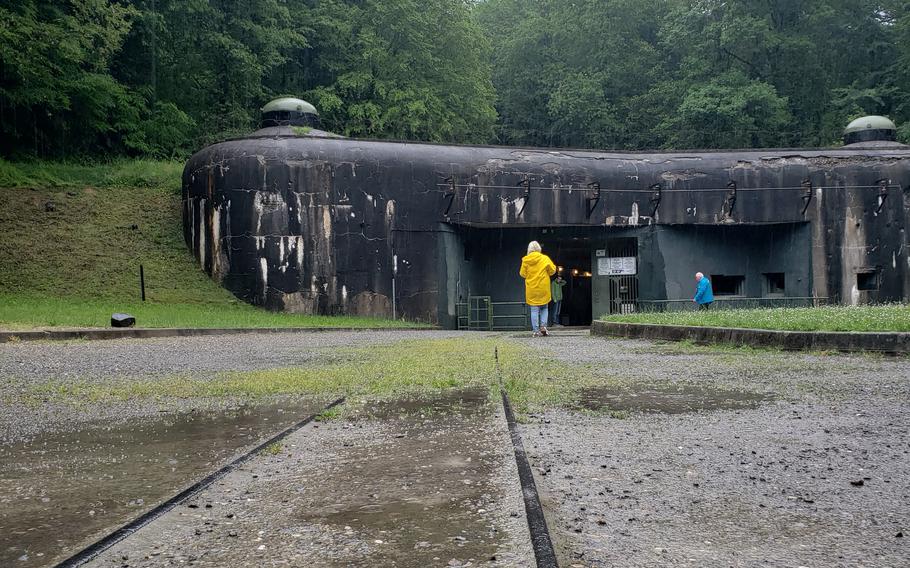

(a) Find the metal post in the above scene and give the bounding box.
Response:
[139,264,146,302]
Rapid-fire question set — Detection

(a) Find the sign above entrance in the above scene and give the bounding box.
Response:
[598,256,637,276]
[595,249,606,257]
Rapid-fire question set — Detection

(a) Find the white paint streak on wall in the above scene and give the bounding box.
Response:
[197,198,206,265]
[342,285,348,302]
[188,200,195,258]
[323,207,332,240]
[210,205,222,279]
[253,192,264,234]
[260,257,268,296]
[296,236,304,269]
[630,202,640,226]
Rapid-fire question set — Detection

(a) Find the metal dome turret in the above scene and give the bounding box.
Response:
[261,97,320,128]
[844,115,897,145]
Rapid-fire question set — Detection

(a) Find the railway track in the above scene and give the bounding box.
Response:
[496,346,559,568]
[54,348,558,567]
[54,397,346,568]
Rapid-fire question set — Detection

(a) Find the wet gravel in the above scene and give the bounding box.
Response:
[0,330,461,443]
[522,333,910,567]
[87,392,533,567]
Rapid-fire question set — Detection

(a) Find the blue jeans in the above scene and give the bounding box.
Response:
[529,304,549,332]
[551,300,562,326]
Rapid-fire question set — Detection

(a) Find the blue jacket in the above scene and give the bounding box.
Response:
[694,277,714,304]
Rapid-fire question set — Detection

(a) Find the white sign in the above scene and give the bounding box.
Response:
[595,249,606,257]
[597,256,637,276]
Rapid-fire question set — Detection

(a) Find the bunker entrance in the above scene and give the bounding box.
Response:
[451,226,595,329]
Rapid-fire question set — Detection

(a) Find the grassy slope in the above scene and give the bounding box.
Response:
[0,160,413,329]
[601,305,910,332]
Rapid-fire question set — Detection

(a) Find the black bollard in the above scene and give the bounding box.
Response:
[140,264,146,302]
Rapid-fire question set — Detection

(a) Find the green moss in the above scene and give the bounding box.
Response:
[261,442,284,456]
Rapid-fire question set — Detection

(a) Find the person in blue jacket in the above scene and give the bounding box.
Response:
[693,272,714,309]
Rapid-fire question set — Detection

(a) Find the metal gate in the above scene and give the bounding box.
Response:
[604,238,639,314]
[456,297,530,331]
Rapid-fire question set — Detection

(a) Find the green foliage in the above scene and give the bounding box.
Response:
[660,72,792,149]
[478,0,910,150]
[1,0,498,159]
[2,1,910,157]
[602,305,910,332]
[283,0,497,142]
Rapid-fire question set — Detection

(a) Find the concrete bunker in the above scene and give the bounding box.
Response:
[183,106,910,328]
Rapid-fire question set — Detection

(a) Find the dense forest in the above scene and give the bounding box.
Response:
[2,0,909,159]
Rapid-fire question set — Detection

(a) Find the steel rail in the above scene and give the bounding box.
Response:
[53,397,346,568]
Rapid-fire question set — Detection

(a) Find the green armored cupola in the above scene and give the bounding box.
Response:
[261,97,320,128]
[843,115,897,145]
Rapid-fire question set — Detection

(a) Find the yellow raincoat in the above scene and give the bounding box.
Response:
[520,251,557,306]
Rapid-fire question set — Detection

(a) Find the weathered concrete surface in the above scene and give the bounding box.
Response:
[522,333,910,567]
[85,393,534,567]
[0,325,433,344]
[184,131,910,324]
[591,320,910,354]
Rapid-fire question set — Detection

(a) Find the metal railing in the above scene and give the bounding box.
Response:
[456,298,530,331]
[635,296,829,312]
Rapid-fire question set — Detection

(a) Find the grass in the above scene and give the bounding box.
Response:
[602,304,910,332]
[0,295,420,329]
[31,338,605,416]
[0,159,418,329]
[260,442,284,456]
[0,159,184,190]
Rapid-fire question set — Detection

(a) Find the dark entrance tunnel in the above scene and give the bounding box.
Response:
[449,225,597,328]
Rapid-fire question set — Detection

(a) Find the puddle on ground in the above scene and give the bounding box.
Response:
[360,387,490,419]
[0,399,324,567]
[293,388,521,565]
[575,384,774,414]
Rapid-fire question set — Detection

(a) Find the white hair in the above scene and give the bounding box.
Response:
[695,272,704,279]
[527,240,542,254]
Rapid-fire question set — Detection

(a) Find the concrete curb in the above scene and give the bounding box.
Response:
[0,326,435,344]
[591,320,910,354]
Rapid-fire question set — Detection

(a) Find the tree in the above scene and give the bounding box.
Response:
[0,0,140,157]
[274,0,497,143]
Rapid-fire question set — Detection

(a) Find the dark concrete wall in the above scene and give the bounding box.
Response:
[183,133,910,325]
[652,223,812,300]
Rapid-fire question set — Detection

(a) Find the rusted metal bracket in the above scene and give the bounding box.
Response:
[800,179,813,216]
[722,181,737,217]
[585,182,601,219]
[649,183,662,217]
[875,178,889,214]
[516,176,531,218]
[442,176,457,217]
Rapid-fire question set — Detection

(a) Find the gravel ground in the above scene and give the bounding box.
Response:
[0,330,462,443]
[86,392,534,567]
[521,333,910,568]
[3,328,908,567]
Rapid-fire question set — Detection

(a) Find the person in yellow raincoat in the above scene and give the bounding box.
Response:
[519,240,556,336]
